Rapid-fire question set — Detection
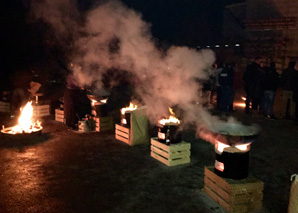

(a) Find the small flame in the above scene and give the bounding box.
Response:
[159,108,181,125]
[121,103,138,115]
[9,102,42,134]
[235,143,251,151]
[215,140,251,153]
[100,99,108,103]
[122,118,127,125]
[242,97,246,101]
[215,140,230,153]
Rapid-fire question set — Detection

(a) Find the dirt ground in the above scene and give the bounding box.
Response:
[0,95,297,213]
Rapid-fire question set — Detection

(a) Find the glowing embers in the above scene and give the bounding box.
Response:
[121,103,138,126]
[157,108,181,145]
[1,101,42,135]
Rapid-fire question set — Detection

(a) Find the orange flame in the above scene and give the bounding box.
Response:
[215,140,251,153]
[9,102,42,134]
[159,108,181,125]
[121,103,138,115]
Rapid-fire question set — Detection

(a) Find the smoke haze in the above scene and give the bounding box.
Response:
[29,0,230,129]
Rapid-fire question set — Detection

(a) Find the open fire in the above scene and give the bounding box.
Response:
[1,101,42,135]
[121,103,138,125]
[157,108,181,145]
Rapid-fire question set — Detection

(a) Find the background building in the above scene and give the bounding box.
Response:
[223,0,298,72]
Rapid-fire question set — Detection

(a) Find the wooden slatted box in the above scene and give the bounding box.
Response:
[33,104,50,117]
[115,124,131,145]
[94,116,113,132]
[0,101,10,113]
[150,137,191,167]
[55,109,65,123]
[204,166,264,213]
[115,107,149,146]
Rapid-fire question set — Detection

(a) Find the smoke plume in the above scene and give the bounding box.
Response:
[29,0,232,130]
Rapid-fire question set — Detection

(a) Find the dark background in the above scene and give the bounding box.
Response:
[0,0,244,91]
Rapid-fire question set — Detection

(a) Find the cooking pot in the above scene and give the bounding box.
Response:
[211,123,260,146]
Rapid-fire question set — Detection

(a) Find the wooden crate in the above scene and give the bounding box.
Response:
[115,124,131,145]
[0,101,10,113]
[55,109,65,123]
[33,104,50,117]
[150,137,191,167]
[204,166,264,213]
[94,116,113,132]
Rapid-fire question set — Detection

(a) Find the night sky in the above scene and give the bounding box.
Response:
[0,0,244,89]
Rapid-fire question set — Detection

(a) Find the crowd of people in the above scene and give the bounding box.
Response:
[203,57,298,125]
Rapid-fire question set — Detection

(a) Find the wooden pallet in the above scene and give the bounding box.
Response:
[115,124,131,145]
[33,104,50,117]
[150,137,191,167]
[55,109,65,123]
[204,166,264,213]
[0,101,10,113]
[94,116,113,132]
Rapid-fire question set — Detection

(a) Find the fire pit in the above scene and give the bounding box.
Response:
[211,123,259,179]
[1,101,43,137]
[157,108,182,145]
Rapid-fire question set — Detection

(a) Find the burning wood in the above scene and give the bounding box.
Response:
[157,108,181,145]
[1,101,42,135]
[158,107,181,126]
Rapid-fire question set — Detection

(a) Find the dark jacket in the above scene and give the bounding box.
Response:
[281,67,295,91]
[262,66,280,91]
[218,67,234,87]
[292,71,298,101]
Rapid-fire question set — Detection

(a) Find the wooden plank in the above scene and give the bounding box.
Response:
[204,176,232,204]
[34,105,50,110]
[204,176,263,205]
[55,118,65,123]
[151,145,190,159]
[151,138,191,152]
[115,134,130,145]
[115,129,129,139]
[204,167,233,193]
[151,151,190,167]
[205,167,264,195]
[204,185,232,212]
[115,124,130,134]
[204,167,263,212]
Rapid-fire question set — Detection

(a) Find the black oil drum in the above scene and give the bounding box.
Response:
[214,149,249,180]
[157,124,181,145]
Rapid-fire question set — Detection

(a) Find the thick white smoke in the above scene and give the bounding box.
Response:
[29,0,233,129]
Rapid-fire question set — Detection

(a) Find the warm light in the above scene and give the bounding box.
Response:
[159,108,181,125]
[8,101,42,134]
[242,97,246,101]
[91,100,97,106]
[235,143,251,151]
[234,102,246,108]
[122,118,127,125]
[215,140,251,153]
[215,140,230,153]
[121,103,138,115]
[100,99,108,103]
